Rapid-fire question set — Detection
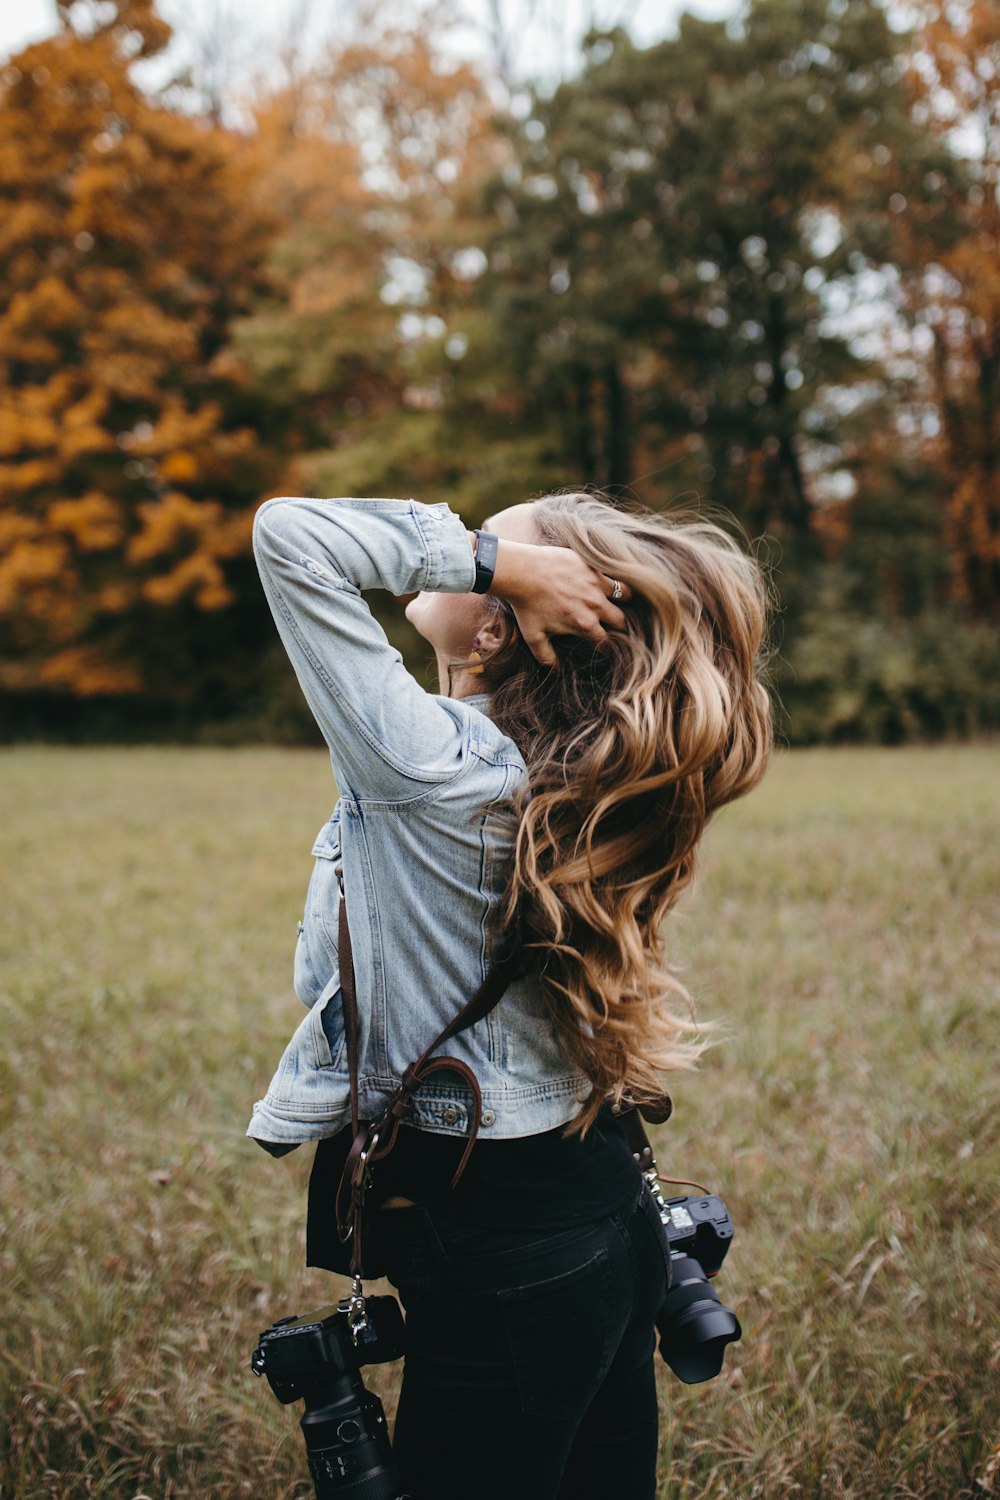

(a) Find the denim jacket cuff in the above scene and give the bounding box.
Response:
[419,501,477,593]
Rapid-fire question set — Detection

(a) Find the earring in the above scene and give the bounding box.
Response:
[467,649,485,676]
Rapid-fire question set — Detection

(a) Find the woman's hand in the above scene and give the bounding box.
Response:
[490,539,632,668]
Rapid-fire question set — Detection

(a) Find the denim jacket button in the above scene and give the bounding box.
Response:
[481,1110,496,1127]
[441,1105,460,1125]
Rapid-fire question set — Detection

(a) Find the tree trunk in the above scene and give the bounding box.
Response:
[604,361,631,490]
[766,296,810,536]
[573,366,598,484]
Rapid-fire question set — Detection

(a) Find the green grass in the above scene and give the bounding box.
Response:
[2,744,998,1498]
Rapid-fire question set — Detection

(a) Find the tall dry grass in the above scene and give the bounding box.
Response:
[1,744,998,1498]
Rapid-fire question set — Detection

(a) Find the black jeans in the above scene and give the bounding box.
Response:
[376,1176,671,1500]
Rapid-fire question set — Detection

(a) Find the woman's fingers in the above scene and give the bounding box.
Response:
[595,573,631,632]
[523,629,558,667]
[602,574,632,603]
[600,600,629,632]
[506,547,633,665]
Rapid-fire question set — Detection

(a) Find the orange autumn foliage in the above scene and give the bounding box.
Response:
[0,4,280,698]
[225,23,502,436]
[906,0,1000,618]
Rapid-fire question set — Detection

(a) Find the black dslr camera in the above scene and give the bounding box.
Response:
[252,1295,408,1499]
[649,1187,742,1383]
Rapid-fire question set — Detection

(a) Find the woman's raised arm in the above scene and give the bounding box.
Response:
[253,495,478,802]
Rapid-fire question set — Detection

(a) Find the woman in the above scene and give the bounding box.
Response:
[248,488,772,1499]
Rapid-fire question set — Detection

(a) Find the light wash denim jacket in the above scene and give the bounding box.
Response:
[247,496,591,1154]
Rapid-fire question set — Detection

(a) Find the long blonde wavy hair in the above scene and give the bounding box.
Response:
[452,490,774,1139]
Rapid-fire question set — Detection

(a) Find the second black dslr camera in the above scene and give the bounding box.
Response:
[252,1295,408,1500]
[649,1187,742,1383]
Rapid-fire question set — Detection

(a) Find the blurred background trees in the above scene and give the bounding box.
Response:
[0,0,283,728]
[1,0,998,742]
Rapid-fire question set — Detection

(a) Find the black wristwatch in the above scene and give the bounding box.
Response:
[471,528,499,594]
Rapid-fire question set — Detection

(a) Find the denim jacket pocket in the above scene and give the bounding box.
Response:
[259,983,349,1115]
[498,1246,616,1420]
[314,984,347,1072]
[311,816,342,861]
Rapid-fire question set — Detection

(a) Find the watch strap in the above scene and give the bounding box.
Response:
[471,528,499,594]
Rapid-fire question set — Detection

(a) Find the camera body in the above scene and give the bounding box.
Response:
[252,1296,404,1403]
[252,1296,408,1500]
[659,1192,734,1273]
[648,1188,742,1384]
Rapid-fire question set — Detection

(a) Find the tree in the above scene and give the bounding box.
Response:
[229,20,506,510]
[464,0,952,544]
[0,2,282,713]
[901,0,1000,620]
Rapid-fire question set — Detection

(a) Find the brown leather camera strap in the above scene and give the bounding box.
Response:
[337,866,361,1138]
[334,867,521,1277]
[332,867,673,1279]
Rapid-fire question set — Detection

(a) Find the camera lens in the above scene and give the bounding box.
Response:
[302,1379,407,1499]
[253,1301,409,1498]
[654,1254,742,1384]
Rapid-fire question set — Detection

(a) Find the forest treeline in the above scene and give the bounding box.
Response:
[1,0,998,744]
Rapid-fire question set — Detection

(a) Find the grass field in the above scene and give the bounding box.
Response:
[1,744,998,1499]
